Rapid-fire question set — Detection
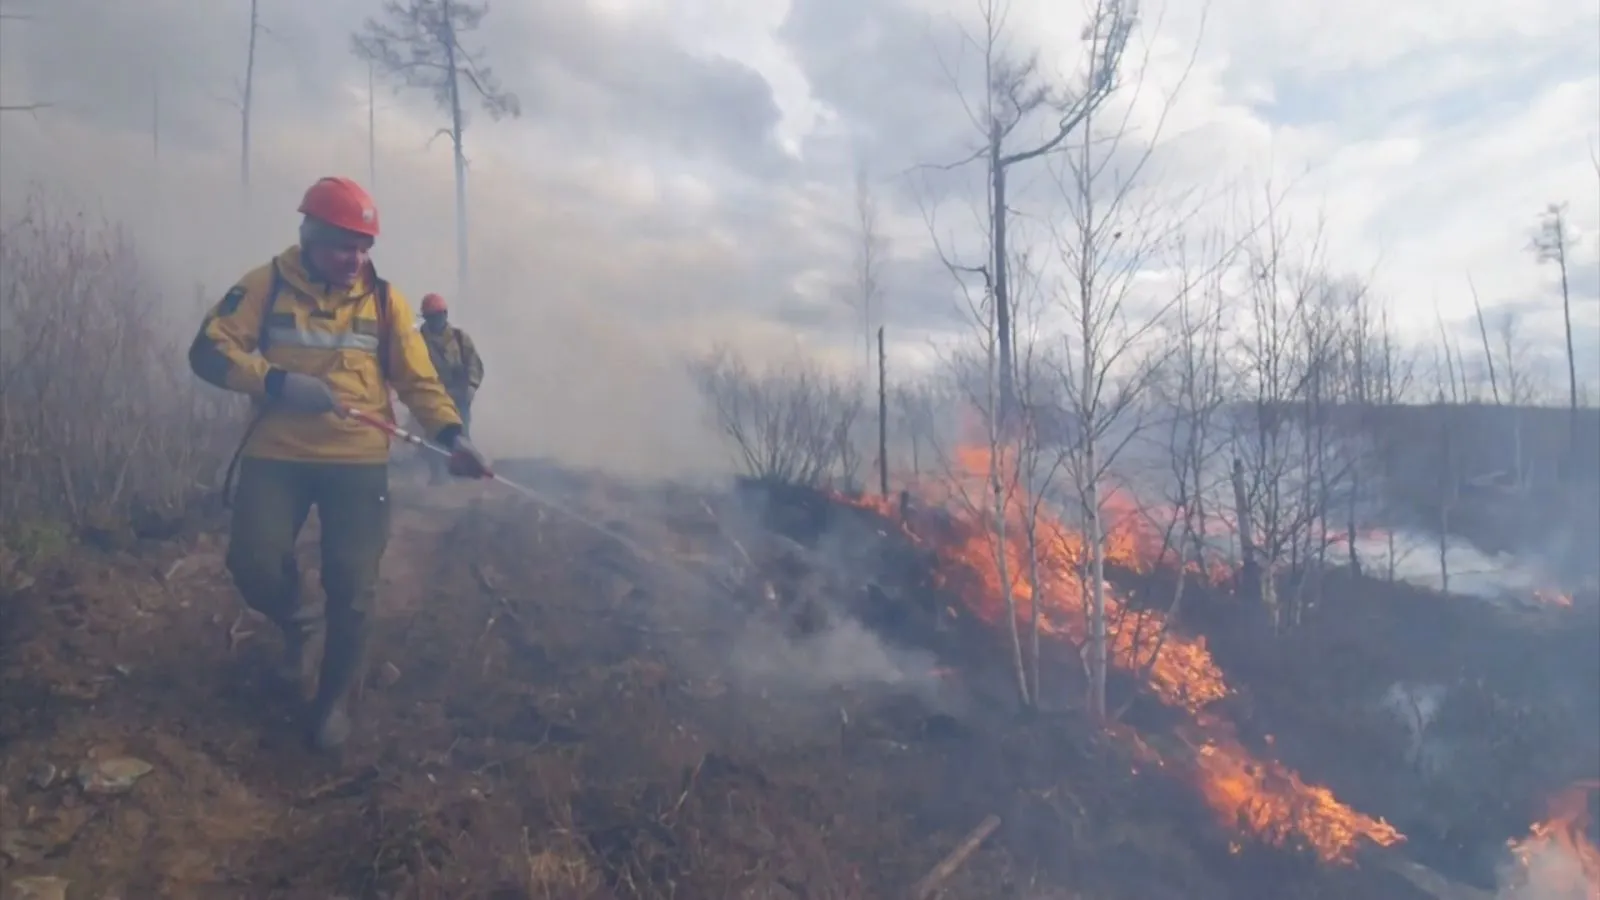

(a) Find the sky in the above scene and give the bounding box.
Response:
[1,0,1597,468]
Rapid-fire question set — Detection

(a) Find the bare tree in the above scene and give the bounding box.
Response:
[847,160,886,381]
[1530,203,1579,465]
[690,347,864,489]
[241,0,260,188]
[1466,274,1499,405]
[367,61,379,190]
[892,380,944,476]
[1496,308,1537,488]
[1370,306,1415,580]
[927,0,1135,421]
[355,0,521,302]
[1229,204,1362,634]
[935,267,1037,707]
[1126,230,1232,715]
[1044,1,1211,715]
[1434,306,1460,404]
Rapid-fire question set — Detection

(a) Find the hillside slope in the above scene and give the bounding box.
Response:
[0,469,1591,900]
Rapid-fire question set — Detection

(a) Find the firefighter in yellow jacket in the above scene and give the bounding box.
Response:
[417,293,485,484]
[188,176,492,751]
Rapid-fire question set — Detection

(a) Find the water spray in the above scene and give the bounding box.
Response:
[340,407,659,559]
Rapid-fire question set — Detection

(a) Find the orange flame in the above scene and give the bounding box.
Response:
[1505,780,1600,896]
[845,439,1403,864]
[1533,589,1575,608]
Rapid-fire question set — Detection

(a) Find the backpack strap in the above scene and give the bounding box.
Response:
[373,277,393,382]
[256,260,286,354]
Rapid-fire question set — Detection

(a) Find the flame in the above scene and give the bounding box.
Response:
[1532,589,1575,608]
[844,439,1404,864]
[1182,714,1403,862]
[1505,780,1600,896]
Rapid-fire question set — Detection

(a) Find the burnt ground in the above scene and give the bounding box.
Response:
[0,464,1594,899]
[1188,567,1600,891]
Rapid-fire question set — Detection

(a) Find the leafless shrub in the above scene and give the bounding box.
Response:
[690,346,865,489]
[0,189,243,537]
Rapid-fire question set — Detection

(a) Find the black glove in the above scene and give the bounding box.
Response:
[265,369,336,414]
[447,435,492,479]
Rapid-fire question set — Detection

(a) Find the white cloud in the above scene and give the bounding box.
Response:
[786,0,1599,376]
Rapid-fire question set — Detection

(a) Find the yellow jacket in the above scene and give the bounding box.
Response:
[188,246,463,463]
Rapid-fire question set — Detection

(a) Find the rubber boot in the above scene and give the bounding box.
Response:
[308,611,369,752]
[276,610,325,703]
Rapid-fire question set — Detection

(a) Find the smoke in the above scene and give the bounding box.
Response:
[1495,843,1598,900]
[1379,681,1449,777]
[0,0,883,481]
[1352,530,1557,602]
[728,614,936,696]
[693,483,941,709]
[0,105,750,478]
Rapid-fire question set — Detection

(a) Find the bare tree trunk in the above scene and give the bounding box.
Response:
[1232,456,1259,601]
[993,438,1029,709]
[443,0,469,302]
[986,333,1029,708]
[877,326,889,498]
[1552,218,1578,469]
[1436,395,1453,593]
[1085,438,1107,720]
[1468,275,1499,404]
[367,61,377,190]
[1437,311,1459,404]
[241,0,258,189]
[989,119,1015,423]
[1026,514,1042,709]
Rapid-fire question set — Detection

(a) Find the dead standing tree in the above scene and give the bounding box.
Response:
[241,0,260,188]
[355,0,521,303]
[1529,203,1580,470]
[845,161,890,490]
[847,160,887,382]
[931,0,1133,423]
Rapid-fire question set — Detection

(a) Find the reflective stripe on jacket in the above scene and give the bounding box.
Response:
[421,325,484,393]
[188,245,462,463]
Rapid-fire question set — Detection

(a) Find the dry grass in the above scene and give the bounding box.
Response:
[0,188,242,547]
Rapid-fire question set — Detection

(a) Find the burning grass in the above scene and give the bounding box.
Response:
[1502,780,1600,898]
[839,442,1408,866]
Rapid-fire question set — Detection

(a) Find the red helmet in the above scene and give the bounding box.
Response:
[420,293,448,315]
[298,177,379,237]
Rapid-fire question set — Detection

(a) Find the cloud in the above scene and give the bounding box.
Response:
[1,0,1596,437]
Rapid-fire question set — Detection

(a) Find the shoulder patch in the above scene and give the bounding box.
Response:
[218,285,248,316]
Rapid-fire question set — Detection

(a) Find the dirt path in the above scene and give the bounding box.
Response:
[0,480,495,899]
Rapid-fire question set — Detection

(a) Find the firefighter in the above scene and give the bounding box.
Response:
[187,176,492,751]
[416,293,485,484]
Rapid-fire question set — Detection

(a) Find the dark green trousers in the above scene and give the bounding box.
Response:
[225,458,391,710]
